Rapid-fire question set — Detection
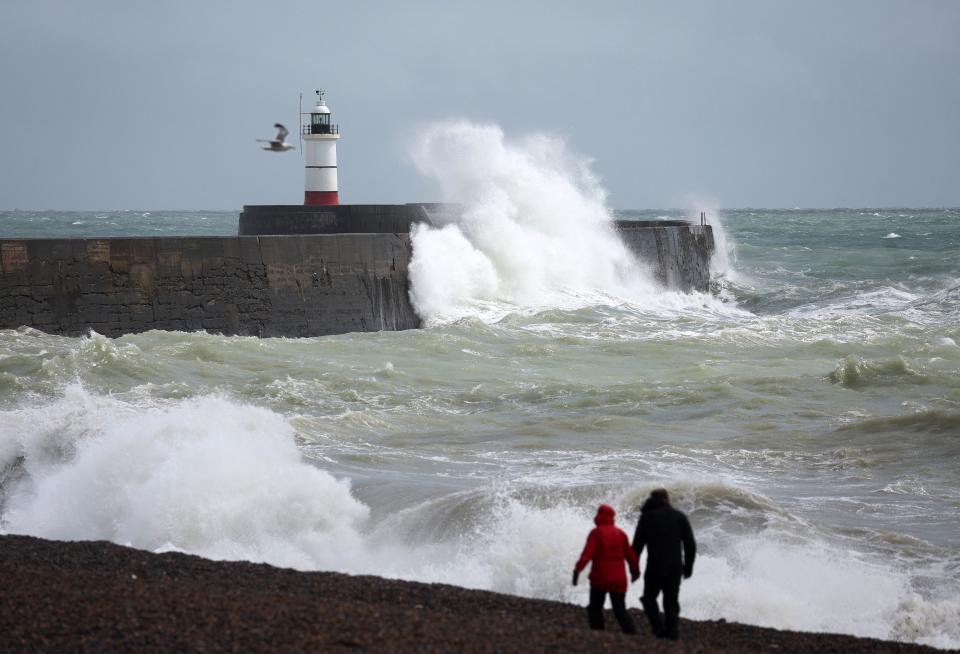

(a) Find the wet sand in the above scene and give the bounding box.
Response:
[0,534,946,653]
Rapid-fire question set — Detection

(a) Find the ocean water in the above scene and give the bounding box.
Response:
[2,129,959,648]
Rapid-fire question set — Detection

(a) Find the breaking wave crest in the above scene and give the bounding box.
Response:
[829,355,928,388]
[407,121,727,325]
[0,387,369,570]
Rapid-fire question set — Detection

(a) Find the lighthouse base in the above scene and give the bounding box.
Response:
[239,204,433,236]
[304,191,340,206]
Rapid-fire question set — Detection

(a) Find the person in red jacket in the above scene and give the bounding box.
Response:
[573,504,640,634]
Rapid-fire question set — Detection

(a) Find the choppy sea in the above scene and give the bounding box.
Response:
[1,203,958,648]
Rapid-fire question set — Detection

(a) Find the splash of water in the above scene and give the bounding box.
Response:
[683,195,738,281]
[0,387,369,570]
[407,121,658,324]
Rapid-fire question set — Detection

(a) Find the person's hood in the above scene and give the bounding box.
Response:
[641,495,670,513]
[594,504,616,526]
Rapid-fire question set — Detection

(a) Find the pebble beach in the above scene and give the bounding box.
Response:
[1,534,947,653]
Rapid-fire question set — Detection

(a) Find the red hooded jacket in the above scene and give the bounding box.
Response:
[574,504,640,593]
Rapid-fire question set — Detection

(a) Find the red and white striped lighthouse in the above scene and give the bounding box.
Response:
[302,90,340,206]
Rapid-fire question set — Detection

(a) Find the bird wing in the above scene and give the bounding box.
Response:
[274,123,289,142]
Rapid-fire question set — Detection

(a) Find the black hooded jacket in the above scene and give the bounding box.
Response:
[631,496,696,578]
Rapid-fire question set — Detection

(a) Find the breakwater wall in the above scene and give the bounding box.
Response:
[0,207,714,338]
[615,220,715,293]
[0,233,418,338]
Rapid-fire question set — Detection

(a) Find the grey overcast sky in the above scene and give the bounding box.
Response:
[1,0,958,210]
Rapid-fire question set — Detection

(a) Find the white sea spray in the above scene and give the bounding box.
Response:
[407,121,665,324]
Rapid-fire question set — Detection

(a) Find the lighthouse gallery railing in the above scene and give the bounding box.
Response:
[303,124,339,135]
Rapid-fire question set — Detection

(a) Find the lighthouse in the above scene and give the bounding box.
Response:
[302,90,340,206]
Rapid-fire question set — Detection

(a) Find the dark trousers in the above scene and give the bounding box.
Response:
[641,572,682,639]
[587,588,637,634]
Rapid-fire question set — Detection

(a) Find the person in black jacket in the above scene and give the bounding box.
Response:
[631,488,696,640]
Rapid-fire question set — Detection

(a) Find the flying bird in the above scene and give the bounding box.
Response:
[257,123,296,152]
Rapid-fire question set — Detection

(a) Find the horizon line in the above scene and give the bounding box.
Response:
[2,205,959,213]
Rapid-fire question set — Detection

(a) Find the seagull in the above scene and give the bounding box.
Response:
[257,123,296,152]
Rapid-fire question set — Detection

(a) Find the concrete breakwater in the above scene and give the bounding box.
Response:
[0,206,714,338]
[0,233,417,338]
[615,220,715,293]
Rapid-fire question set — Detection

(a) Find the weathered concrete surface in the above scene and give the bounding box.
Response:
[0,234,419,338]
[239,204,432,236]
[615,220,715,292]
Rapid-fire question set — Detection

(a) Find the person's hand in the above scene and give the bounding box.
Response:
[683,567,693,580]
[572,570,580,586]
[631,570,640,583]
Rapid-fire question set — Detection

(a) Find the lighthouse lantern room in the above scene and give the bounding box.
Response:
[302,90,340,206]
